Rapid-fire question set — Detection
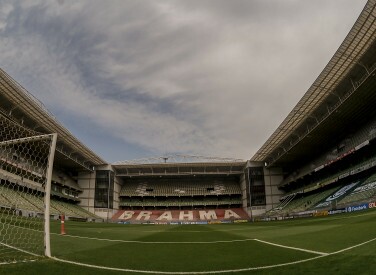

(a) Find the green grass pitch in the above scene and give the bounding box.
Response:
[1,208,375,274]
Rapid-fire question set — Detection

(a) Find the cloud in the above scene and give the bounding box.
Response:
[0,0,368,161]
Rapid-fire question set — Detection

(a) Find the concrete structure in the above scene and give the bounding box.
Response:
[1,0,375,218]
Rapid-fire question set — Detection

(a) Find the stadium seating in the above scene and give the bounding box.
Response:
[283,117,376,186]
[119,196,242,207]
[0,184,42,213]
[50,199,98,218]
[120,179,241,197]
[337,173,376,206]
[118,177,242,209]
[267,186,341,215]
[0,180,99,219]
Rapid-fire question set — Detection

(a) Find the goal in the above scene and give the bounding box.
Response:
[0,113,57,263]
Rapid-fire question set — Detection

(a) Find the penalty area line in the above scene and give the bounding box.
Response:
[51,233,256,244]
[254,239,329,256]
[330,236,376,255]
[50,236,376,274]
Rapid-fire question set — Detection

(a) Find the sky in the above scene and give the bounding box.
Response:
[0,0,368,163]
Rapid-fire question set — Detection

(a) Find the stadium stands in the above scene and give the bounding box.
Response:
[119,176,242,209]
[0,178,99,219]
[267,186,341,215]
[120,179,241,197]
[337,173,376,206]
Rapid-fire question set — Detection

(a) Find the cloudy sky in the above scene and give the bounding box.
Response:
[0,0,367,163]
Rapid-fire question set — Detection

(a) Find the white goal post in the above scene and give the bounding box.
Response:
[0,113,57,263]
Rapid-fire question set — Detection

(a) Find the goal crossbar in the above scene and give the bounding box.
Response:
[0,134,54,147]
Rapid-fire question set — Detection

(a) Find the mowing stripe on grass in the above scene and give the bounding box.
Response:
[50,236,376,274]
[253,239,328,256]
[51,255,326,274]
[52,233,257,244]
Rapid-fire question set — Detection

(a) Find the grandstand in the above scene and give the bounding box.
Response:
[114,159,245,211]
[0,68,105,221]
[253,0,376,217]
[1,0,376,223]
[0,1,376,269]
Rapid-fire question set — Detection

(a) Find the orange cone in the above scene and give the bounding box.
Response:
[60,214,66,235]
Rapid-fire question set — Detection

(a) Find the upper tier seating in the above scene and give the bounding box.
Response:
[120,179,241,197]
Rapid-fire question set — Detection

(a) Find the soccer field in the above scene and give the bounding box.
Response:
[1,209,376,274]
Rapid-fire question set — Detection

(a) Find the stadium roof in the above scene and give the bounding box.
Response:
[112,155,246,177]
[0,68,106,171]
[252,0,376,169]
[113,154,245,165]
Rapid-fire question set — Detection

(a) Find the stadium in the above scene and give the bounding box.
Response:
[1,1,376,274]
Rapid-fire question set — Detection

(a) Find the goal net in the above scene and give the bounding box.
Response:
[0,113,57,264]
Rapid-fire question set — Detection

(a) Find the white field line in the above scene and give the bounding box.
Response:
[54,233,328,256]
[253,239,328,256]
[0,259,38,266]
[51,255,326,275]
[51,236,376,274]
[329,236,376,255]
[51,233,256,244]
[0,241,41,258]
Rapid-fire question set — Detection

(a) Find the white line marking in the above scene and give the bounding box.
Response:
[253,239,328,256]
[51,233,256,244]
[329,236,376,255]
[51,255,325,274]
[0,241,41,258]
[51,236,376,274]
[0,259,38,266]
[52,233,327,255]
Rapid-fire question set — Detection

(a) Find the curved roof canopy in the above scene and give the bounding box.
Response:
[0,68,106,170]
[252,0,376,169]
[112,154,246,177]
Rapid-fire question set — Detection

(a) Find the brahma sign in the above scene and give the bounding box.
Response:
[114,208,249,222]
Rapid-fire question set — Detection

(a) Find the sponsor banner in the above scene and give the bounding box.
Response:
[292,213,313,218]
[234,219,249,223]
[369,202,376,209]
[328,208,347,215]
[314,165,325,172]
[181,221,202,225]
[117,209,246,222]
[117,221,130,224]
[295,210,316,216]
[313,211,328,217]
[220,220,233,224]
[324,149,355,168]
[196,221,208,225]
[347,204,368,213]
[208,221,222,224]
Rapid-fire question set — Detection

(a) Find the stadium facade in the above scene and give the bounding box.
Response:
[0,0,376,222]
